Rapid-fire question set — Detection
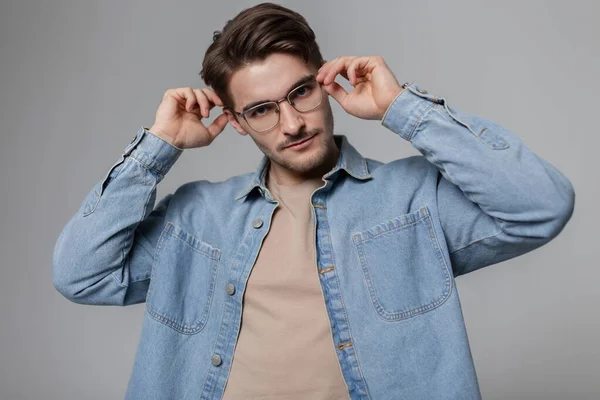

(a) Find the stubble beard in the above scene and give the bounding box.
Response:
[266,117,336,176]
[249,105,336,176]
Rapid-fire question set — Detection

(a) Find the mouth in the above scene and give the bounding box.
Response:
[284,132,318,150]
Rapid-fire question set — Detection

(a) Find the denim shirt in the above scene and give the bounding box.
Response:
[53,83,575,400]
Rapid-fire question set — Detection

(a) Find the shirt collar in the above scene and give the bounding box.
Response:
[234,134,372,201]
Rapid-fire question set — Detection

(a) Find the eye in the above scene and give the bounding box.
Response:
[295,85,311,97]
[290,82,316,102]
[248,103,275,118]
[251,106,267,117]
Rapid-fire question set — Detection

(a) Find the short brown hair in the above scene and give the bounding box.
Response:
[199,2,325,109]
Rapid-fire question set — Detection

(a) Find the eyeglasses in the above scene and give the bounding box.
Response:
[226,78,323,133]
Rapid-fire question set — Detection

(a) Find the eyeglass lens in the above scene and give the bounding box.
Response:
[244,80,322,132]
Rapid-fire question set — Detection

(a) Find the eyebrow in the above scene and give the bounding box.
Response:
[240,74,316,114]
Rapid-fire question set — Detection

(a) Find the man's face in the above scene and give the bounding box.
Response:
[224,53,337,178]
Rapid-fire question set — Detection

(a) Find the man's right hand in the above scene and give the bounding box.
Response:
[149,87,229,149]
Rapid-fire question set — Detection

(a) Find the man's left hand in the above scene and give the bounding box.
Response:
[316,56,404,121]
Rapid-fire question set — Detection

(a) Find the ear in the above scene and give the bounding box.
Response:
[223,109,249,136]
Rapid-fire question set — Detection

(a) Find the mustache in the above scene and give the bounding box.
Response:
[281,129,320,149]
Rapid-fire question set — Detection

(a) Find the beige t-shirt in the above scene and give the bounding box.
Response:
[221,172,349,400]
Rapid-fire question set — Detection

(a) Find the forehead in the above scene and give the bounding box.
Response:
[228,53,317,109]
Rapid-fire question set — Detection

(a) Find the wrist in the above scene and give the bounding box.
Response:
[148,126,183,150]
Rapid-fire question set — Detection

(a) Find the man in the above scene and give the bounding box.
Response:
[52,3,575,399]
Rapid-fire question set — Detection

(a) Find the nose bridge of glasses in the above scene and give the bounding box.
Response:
[277,96,300,115]
[278,95,306,130]
[277,94,295,108]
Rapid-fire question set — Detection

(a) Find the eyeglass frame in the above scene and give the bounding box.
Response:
[223,77,324,133]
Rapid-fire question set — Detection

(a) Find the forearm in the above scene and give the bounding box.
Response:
[52,127,182,305]
[382,83,575,240]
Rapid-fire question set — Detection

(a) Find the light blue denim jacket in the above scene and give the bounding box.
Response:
[53,83,575,399]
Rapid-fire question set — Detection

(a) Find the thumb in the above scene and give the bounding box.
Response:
[323,82,348,108]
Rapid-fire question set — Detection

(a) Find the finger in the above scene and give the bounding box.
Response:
[205,113,229,140]
[347,57,371,86]
[323,56,356,86]
[317,58,331,75]
[322,81,349,107]
[202,87,224,108]
[193,89,212,118]
[318,57,341,84]
[178,87,197,112]
[167,87,188,109]
[317,57,339,82]
[336,67,350,82]
[322,57,347,85]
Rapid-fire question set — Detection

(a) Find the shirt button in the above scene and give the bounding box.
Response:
[252,218,263,229]
[225,283,235,295]
[417,88,428,94]
[211,354,222,366]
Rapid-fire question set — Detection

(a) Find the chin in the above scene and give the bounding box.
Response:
[284,145,330,174]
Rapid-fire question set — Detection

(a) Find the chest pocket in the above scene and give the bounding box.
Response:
[352,206,451,322]
[146,222,220,334]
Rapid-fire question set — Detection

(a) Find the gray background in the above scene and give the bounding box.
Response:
[0,0,595,399]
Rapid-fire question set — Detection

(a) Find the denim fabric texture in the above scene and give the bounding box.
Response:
[53,83,575,399]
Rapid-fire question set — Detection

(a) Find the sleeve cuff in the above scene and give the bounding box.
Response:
[381,83,445,142]
[123,126,183,176]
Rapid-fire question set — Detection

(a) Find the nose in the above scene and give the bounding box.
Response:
[278,101,305,136]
